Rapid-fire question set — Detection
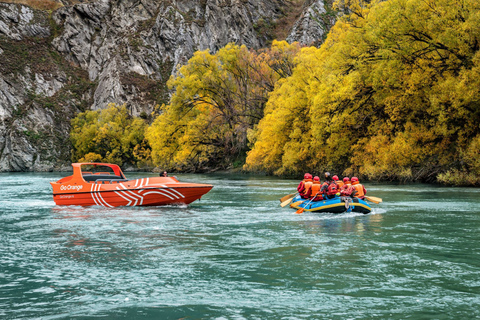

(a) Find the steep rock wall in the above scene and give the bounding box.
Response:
[51,0,289,113]
[0,3,93,171]
[287,0,336,47]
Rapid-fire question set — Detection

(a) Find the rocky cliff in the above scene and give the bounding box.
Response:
[287,0,336,46]
[0,0,333,171]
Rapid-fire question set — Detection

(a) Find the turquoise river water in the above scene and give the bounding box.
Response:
[1,172,479,319]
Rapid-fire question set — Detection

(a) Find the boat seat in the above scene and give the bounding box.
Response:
[82,174,124,182]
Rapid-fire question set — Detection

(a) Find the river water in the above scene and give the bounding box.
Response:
[1,172,479,319]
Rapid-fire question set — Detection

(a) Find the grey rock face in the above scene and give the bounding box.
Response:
[0,3,50,40]
[51,0,288,114]
[0,3,91,172]
[287,0,336,47]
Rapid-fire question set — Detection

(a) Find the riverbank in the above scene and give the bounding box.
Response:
[2,163,479,187]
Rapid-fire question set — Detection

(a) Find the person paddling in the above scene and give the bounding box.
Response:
[320,173,329,196]
[298,173,313,199]
[326,179,339,199]
[340,177,355,197]
[319,172,338,199]
[351,177,367,200]
[333,175,344,189]
[310,176,323,201]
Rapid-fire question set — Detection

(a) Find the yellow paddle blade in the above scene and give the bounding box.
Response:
[280,196,295,207]
[279,193,297,203]
[365,196,382,204]
[290,200,304,208]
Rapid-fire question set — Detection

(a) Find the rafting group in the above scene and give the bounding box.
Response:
[297,172,366,201]
[280,172,382,214]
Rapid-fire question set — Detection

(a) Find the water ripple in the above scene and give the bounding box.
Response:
[0,173,479,319]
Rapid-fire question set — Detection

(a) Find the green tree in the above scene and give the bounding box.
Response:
[71,103,150,167]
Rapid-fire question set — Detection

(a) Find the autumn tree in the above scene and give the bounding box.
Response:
[70,103,151,167]
[146,41,301,172]
[246,0,480,184]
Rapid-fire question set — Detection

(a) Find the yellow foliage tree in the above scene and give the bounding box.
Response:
[146,41,301,171]
[70,103,150,167]
[246,0,480,184]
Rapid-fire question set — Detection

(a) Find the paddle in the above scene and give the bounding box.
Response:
[290,200,305,207]
[280,196,296,207]
[295,193,318,214]
[280,192,297,203]
[364,195,382,204]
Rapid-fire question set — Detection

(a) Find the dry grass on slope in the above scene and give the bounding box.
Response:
[2,0,63,11]
[274,0,306,40]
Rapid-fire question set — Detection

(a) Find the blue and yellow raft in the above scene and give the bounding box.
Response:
[289,195,371,214]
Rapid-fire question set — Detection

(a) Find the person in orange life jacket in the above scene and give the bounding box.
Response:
[310,176,324,201]
[351,177,367,199]
[340,177,356,197]
[297,173,311,194]
[333,175,344,189]
[340,177,350,192]
[298,173,313,199]
[320,172,338,199]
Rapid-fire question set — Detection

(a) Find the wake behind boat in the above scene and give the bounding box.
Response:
[51,163,213,207]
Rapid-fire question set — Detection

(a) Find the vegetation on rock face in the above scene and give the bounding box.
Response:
[70,104,151,168]
[0,30,94,168]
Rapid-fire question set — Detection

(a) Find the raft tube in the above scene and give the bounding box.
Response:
[289,195,371,214]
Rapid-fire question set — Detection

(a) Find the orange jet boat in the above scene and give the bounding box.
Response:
[51,163,213,207]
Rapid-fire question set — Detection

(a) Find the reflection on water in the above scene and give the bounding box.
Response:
[298,210,385,237]
[0,172,479,319]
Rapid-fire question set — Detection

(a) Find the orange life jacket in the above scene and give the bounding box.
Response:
[340,182,354,196]
[351,181,365,198]
[341,182,351,191]
[336,181,344,189]
[310,181,321,197]
[301,179,313,198]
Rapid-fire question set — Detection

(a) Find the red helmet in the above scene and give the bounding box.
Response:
[332,175,339,181]
[313,176,320,181]
[351,177,359,182]
[343,177,350,183]
[304,173,312,180]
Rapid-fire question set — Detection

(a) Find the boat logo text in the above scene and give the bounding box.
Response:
[60,184,84,191]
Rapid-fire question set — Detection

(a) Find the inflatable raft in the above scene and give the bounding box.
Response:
[289,195,371,214]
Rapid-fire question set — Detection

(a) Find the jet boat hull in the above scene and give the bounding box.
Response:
[51,163,213,207]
